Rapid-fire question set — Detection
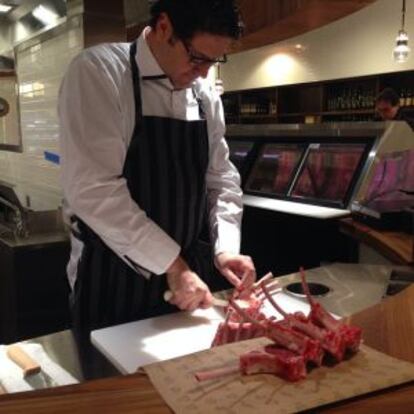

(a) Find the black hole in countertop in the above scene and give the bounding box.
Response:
[284,282,331,297]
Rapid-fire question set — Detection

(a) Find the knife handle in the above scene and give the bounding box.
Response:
[6,345,41,377]
[163,290,173,303]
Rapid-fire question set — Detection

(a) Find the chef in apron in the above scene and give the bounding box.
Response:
[59,0,256,336]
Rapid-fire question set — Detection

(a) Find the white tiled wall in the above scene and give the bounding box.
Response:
[0,17,83,211]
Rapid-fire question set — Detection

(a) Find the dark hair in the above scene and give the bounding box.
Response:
[376,88,400,106]
[149,0,243,41]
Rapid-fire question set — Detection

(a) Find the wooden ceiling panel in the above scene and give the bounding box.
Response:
[235,0,378,53]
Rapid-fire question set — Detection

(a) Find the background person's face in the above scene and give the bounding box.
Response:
[375,100,399,120]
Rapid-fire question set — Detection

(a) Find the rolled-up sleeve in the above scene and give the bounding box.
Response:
[59,53,180,275]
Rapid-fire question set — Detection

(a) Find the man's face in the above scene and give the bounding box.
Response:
[166,32,232,89]
[376,100,399,121]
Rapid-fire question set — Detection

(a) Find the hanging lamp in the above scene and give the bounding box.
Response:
[393,0,410,63]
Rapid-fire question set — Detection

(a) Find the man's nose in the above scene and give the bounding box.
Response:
[194,64,210,79]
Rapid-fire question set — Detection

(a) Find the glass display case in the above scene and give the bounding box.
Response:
[225,121,414,218]
[290,142,368,207]
[245,143,305,195]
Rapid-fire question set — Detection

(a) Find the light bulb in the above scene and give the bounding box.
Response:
[393,30,410,62]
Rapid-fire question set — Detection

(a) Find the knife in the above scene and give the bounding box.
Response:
[163,290,229,307]
[6,345,58,389]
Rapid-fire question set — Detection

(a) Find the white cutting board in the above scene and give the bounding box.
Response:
[91,292,311,374]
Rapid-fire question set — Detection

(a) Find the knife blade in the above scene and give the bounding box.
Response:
[163,290,229,307]
[6,344,58,389]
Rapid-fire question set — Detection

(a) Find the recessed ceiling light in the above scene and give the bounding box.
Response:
[32,5,59,25]
[0,4,13,13]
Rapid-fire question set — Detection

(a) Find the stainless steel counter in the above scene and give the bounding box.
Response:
[18,263,410,387]
[0,231,68,249]
[276,263,393,317]
[26,330,119,382]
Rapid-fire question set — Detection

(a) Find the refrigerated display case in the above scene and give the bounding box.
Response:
[225,121,414,275]
[226,121,414,218]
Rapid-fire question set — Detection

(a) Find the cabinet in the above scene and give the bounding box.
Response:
[222,70,414,125]
[0,234,70,343]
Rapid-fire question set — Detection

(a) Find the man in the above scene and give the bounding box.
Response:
[59,0,256,334]
[375,87,414,130]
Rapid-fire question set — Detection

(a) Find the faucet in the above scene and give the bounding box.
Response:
[0,195,28,238]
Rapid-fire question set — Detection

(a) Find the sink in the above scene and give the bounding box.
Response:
[0,182,66,239]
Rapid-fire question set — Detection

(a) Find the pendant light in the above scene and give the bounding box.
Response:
[393,0,410,63]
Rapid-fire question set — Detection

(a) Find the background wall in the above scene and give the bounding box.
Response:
[0,16,83,210]
[223,0,414,91]
[0,22,11,53]
[0,0,413,211]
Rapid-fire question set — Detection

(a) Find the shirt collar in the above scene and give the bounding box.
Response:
[136,27,174,88]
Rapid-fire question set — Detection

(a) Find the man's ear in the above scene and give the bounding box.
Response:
[154,12,174,42]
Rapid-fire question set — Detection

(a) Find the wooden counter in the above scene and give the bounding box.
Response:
[1,285,414,413]
[340,218,414,265]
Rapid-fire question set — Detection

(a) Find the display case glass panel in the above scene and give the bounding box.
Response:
[245,143,305,195]
[291,143,367,205]
[227,139,255,175]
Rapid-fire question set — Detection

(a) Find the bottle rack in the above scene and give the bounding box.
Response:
[222,70,414,124]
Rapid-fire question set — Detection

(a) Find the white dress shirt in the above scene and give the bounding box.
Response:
[59,27,242,289]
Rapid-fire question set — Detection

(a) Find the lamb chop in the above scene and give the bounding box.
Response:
[240,345,306,381]
[199,269,362,384]
[211,273,275,347]
[260,281,346,362]
[299,268,362,353]
[195,345,306,383]
[229,299,324,366]
[211,320,266,347]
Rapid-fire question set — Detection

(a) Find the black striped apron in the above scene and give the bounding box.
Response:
[71,42,212,335]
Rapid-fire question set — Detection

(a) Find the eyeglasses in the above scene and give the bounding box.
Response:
[181,39,227,66]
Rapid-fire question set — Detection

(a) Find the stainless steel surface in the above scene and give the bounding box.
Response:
[26,330,119,382]
[0,182,68,245]
[164,290,228,307]
[0,230,68,248]
[277,263,392,317]
[242,194,350,218]
[226,121,388,137]
[25,371,57,389]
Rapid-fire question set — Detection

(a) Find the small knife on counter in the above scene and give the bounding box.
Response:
[6,344,58,389]
[163,290,229,307]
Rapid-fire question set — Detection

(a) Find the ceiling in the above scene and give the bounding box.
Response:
[0,0,24,13]
[1,0,379,54]
[235,0,379,53]
[0,0,25,5]
[0,0,66,23]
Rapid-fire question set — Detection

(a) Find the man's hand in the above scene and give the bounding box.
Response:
[166,256,213,311]
[215,252,256,291]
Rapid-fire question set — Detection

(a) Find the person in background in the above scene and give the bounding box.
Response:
[59,0,256,335]
[375,87,414,130]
